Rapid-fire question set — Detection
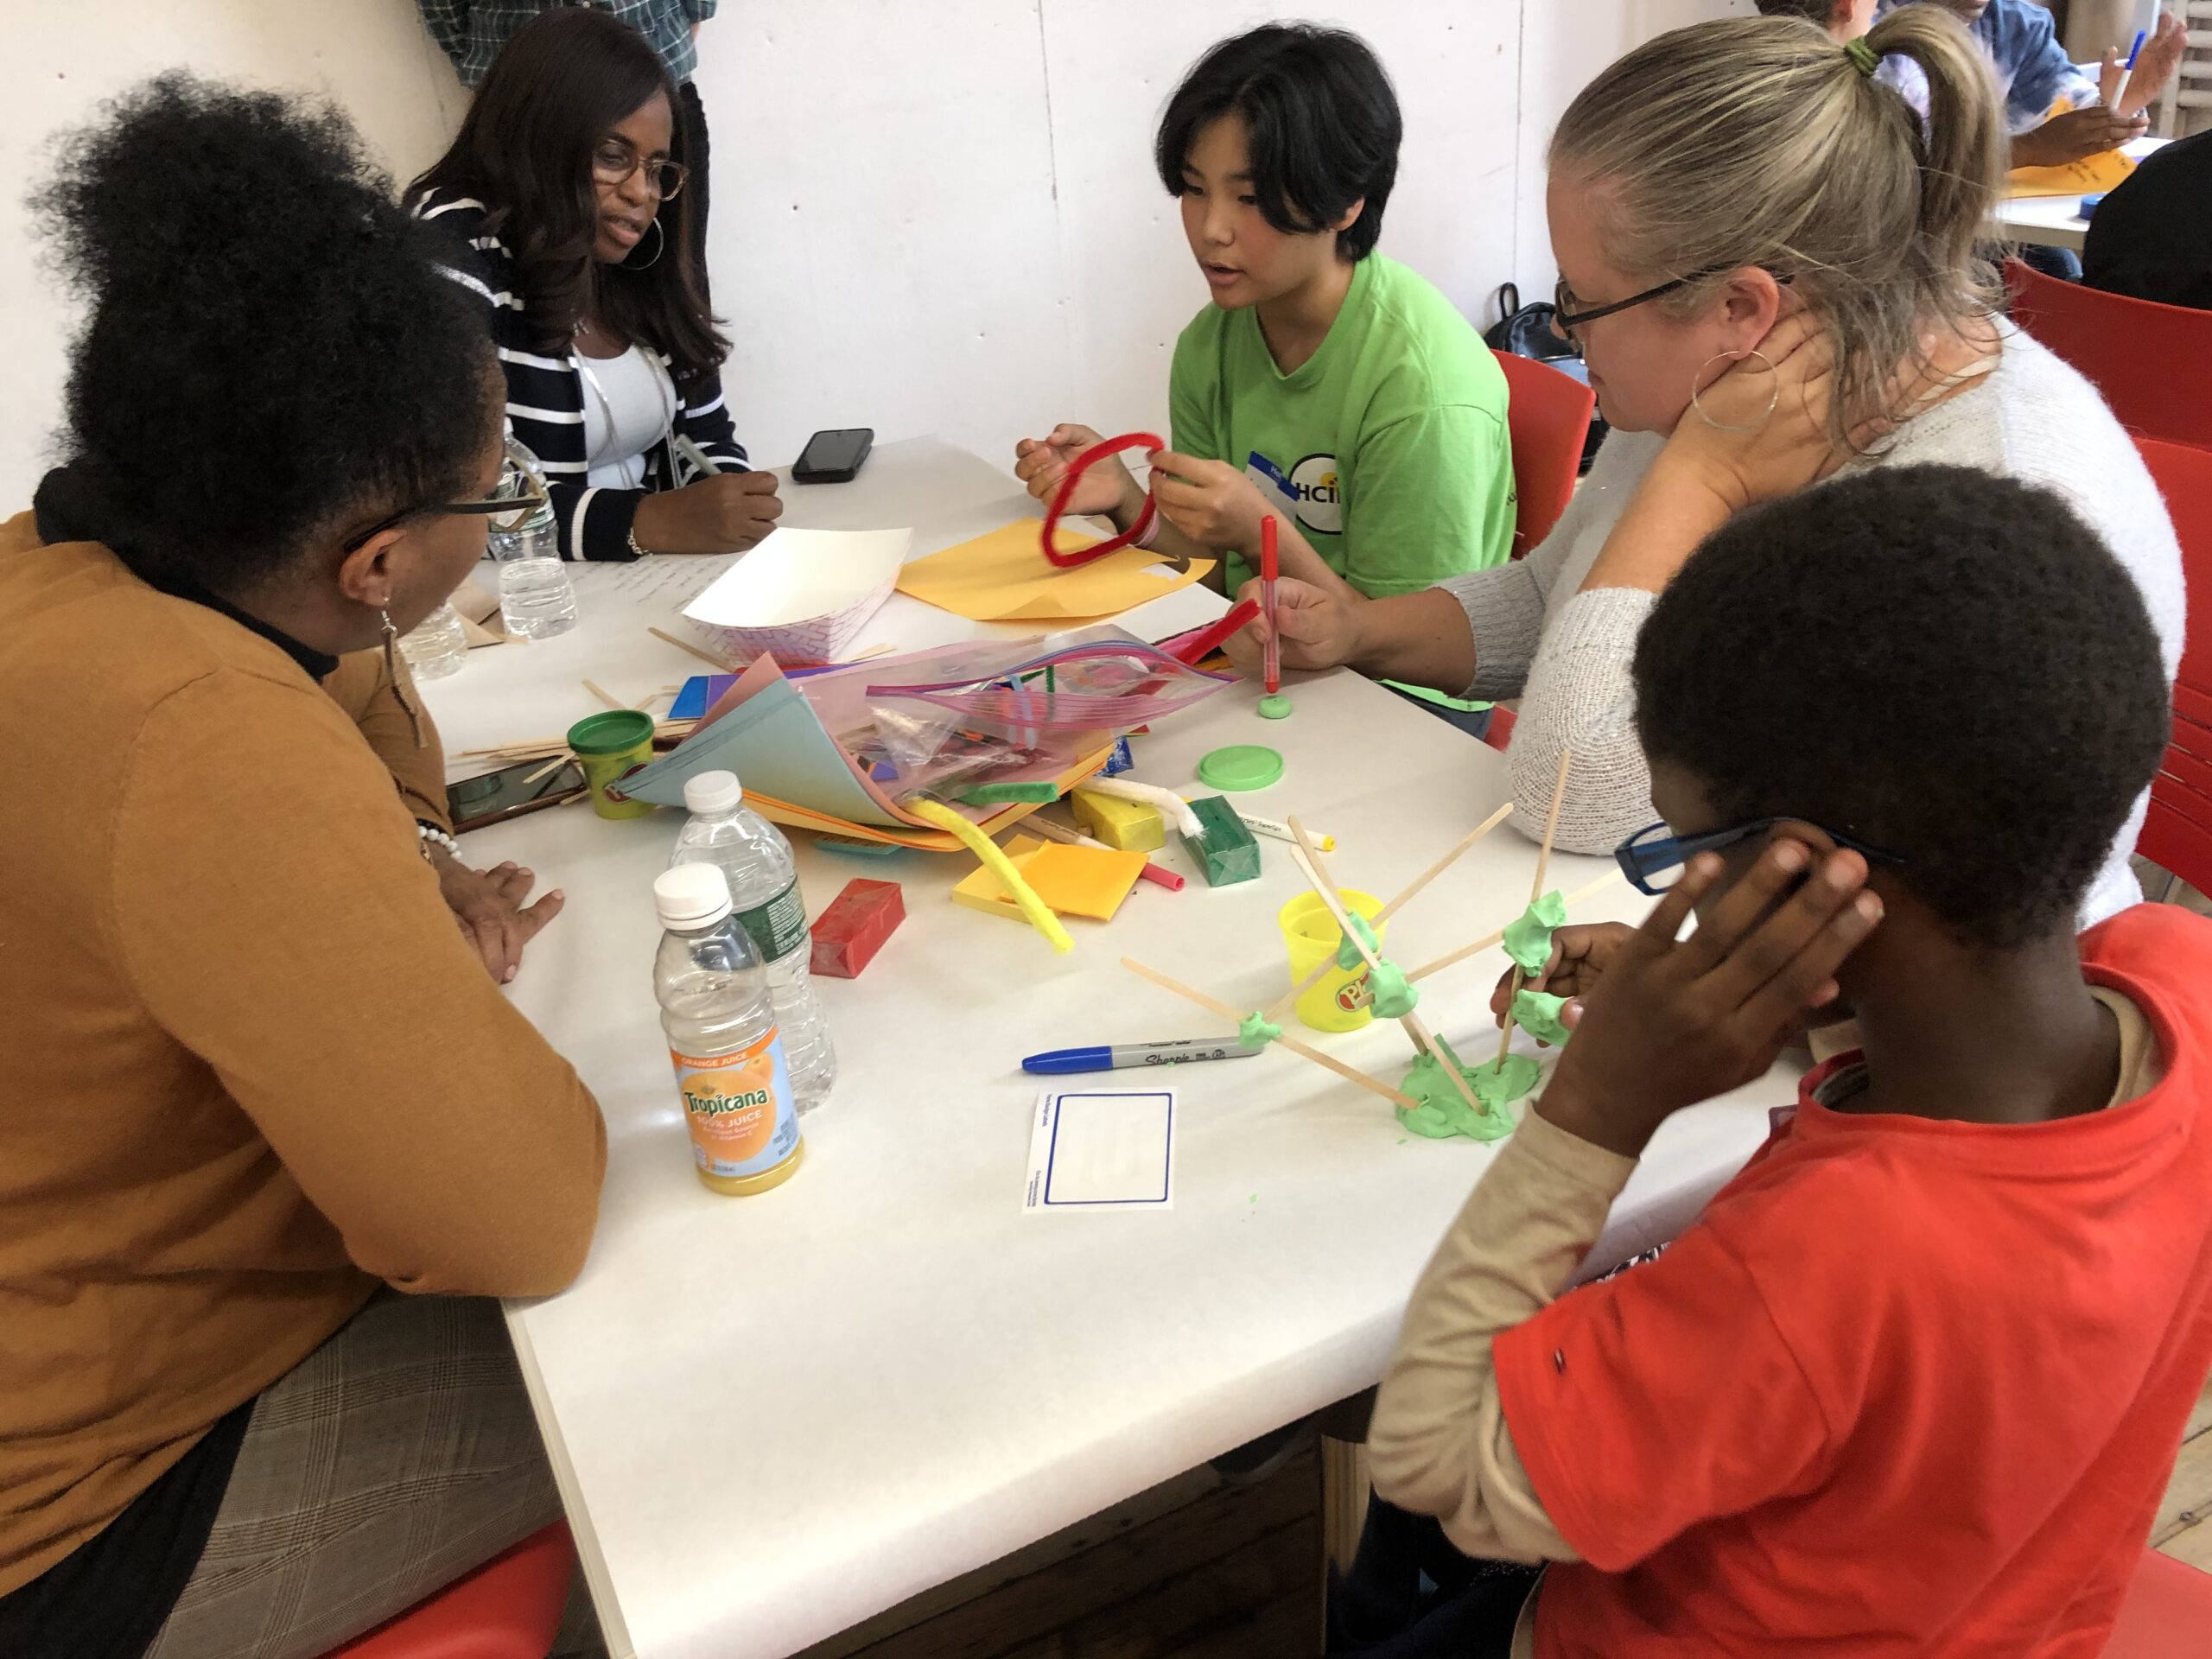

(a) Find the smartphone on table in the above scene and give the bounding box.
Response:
[448,759,587,834]
[792,427,874,484]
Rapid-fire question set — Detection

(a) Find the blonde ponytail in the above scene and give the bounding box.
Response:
[1549,11,2006,453]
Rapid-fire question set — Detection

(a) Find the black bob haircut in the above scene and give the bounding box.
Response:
[30,74,498,591]
[1632,465,2170,949]
[409,7,725,380]
[1154,23,1401,263]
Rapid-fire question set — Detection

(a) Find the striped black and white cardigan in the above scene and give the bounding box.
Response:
[416,189,750,562]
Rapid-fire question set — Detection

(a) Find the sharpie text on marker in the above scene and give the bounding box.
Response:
[1022,1039,1263,1075]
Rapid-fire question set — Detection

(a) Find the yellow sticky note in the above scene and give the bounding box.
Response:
[950,836,1147,923]
[895,519,1216,623]
[2005,148,2136,200]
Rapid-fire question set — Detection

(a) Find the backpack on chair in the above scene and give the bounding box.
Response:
[1483,283,1609,474]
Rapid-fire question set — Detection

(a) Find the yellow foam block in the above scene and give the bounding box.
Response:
[1070,786,1165,853]
[950,836,1147,923]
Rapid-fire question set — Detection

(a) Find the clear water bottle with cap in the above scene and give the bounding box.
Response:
[667,770,837,1114]
[488,435,578,639]
[397,601,469,681]
[653,864,803,1196]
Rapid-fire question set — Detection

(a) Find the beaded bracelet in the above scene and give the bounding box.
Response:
[416,822,461,861]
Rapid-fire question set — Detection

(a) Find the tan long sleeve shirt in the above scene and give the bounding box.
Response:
[0,519,605,1595]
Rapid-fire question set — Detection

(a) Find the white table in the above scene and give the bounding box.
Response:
[1993,136,2169,251]
[423,438,1796,1659]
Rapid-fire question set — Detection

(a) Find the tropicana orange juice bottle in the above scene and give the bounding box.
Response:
[651,865,803,1196]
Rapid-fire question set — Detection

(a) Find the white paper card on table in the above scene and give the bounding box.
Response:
[681,527,912,664]
[1022,1089,1176,1214]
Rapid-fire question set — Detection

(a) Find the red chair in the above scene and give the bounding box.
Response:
[2133,438,2212,899]
[322,1523,575,1659]
[2005,259,2212,451]
[1492,349,1596,559]
[2105,1548,2212,1657]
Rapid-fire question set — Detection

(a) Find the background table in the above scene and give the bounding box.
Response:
[1993,136,2169,251]
[423,439,1797,1659]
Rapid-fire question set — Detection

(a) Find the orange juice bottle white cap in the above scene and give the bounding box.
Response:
[653,863,733,930]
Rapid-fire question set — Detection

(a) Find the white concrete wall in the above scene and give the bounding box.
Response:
[0,0,1742,509]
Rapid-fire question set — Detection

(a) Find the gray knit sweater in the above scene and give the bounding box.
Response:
[1444,325,2185,930]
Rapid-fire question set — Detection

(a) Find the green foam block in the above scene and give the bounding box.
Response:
[1180,794,1261,887]
[957,780,1061,804]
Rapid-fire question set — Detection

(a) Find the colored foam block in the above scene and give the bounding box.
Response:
[958,779,1061,805]
[949,836,1147,923]
[1180,794,1260,887]
[1070,786,1166,853]
[810,878,905,978]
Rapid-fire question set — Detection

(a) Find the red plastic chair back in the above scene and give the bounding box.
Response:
[2133,438,2212,896]
[2104,1548,2212,1657]
[1492,349,1595,559]
[322,1522,575,1659]
[2005,259,2212,451]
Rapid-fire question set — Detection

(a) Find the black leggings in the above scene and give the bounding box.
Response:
[1328,1497,1541,1658]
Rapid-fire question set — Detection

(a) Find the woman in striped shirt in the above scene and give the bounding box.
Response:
[408,6,781,561]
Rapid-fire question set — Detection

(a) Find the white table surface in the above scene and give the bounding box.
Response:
[422,437,1796,1659]
[1993,136,2168,252]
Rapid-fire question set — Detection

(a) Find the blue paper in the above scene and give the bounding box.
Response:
[617,677,905,824]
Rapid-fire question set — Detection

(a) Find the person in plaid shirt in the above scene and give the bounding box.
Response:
[419,2,720,283]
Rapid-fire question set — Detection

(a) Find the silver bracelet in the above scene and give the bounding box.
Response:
[627,525,652,558]
[417,823,461,861]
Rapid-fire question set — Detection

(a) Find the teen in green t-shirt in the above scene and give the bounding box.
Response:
[1015,23,1516,600]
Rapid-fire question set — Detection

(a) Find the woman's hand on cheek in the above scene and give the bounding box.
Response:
[1659,309,1847,516]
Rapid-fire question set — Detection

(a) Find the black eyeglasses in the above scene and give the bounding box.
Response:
[1552,267,1795,343]
[1615,817,1903,896]
[340,461,550,553]
[592,138,687,200]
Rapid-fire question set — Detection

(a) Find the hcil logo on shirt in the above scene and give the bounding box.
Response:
[1288,454,1343,535]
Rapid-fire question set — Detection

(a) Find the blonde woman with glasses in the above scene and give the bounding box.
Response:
[1228,8,2182,931]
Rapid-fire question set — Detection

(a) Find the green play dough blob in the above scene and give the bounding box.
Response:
[1511,989,1574,1046]
[1238,1011,1282,1049]
[1258,694,1293,720]
[1369,959,1418,1020]
[1333,910,1382,971]
[1395,1050,1530,1142]
[1502,891,1568,973]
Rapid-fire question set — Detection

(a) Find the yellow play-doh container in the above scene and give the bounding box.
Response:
[566,710,658,820]
[1279,888,1388,1032]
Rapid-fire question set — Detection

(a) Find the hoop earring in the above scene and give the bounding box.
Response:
[1689,348,1779,434]
[381,607,429,748]
[623,216,665,270]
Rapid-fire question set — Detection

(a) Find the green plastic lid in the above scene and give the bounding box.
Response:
[1197,743,1285,792]
[566,709,657,755]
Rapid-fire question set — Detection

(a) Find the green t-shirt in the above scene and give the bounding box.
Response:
[1167,252,1516,597]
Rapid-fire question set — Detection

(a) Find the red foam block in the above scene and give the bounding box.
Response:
[810,879,905,979]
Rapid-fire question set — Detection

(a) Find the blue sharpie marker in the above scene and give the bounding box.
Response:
[1022,1039,1262,1076]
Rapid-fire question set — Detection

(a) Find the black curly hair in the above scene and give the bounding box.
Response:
[1632,464,2171,948]
[30,73,499,589]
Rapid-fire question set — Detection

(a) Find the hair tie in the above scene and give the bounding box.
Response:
[1844,37,1880,78]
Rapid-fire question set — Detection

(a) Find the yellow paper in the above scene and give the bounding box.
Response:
[2005,147,2136,199]
[950,836,1147,922]
[895,519,1215,622]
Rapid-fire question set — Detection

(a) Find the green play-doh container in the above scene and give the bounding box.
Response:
[567,710,657,820]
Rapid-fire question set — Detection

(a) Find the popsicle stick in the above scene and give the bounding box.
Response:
[1122,957,1415,1110]
[1260,800,1516,1027]
[582,679,623,710]
[647,626,738,671]
[1286,824,1487,1125]
[1404,861,1624,984]
[1496,749,1574,1068]
[524,755,570,785]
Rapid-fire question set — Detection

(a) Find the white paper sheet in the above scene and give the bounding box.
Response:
[682,527,912,662]
[1021,1089,1176,1214]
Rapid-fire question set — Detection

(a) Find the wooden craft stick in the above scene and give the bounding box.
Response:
[524,755,570,785]
[648,626,738,671]
[1285,826,1488,1126]
[1497,748,1575,1068]
[1122,957,1416,1110]
[583,679,623,710]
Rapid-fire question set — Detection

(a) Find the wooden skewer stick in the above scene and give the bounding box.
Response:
[1405,869,1625,984]
[1122,957,1416,1110]
[1286,824,1488,1124]
[583,679,623,710]
[524,755,571,785]
[1495,747,1575,1069]
[647,626,738,671]
[1261,801,1516,1027]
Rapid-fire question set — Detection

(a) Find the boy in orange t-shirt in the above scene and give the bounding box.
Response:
[1345,464,2212,1658]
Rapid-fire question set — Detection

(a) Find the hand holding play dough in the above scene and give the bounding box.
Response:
[1014,423,1132,518]
[1222,575,1365,677]
[1491,920,1637,1027]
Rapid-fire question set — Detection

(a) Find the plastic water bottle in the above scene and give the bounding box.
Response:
[397,601,469,681]
[653,865,803,1196]
[667,770,837,1114]
[489,436,578,639]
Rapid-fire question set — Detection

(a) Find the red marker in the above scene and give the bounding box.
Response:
[1162,598,1260,666]
[1261,514,1281,696]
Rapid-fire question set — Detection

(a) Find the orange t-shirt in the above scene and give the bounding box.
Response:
[1495,901,2212,1658]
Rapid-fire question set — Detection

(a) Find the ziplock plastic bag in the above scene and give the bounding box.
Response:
[864,637,1231,750]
